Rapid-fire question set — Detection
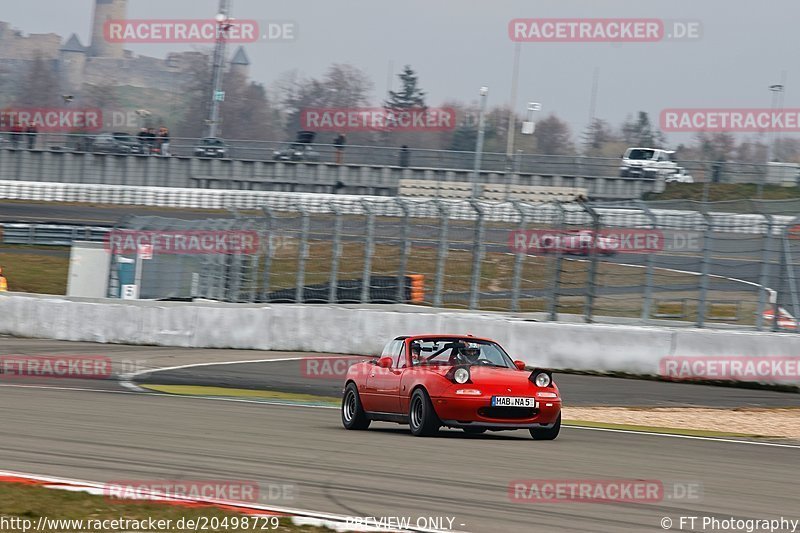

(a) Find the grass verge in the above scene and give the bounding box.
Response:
[0,483,331,532]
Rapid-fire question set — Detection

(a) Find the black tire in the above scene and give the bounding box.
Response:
[409,388,440,437]
[529,414,561,440]
[462,427,487,435]
[342,383,370,430]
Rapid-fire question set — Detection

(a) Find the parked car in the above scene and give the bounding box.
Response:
[341,334,562,439]
[620,147,678,178]
[194,137,228,158]
[665,167,694,183]
[92,132,143,155]
[274,131,321,162]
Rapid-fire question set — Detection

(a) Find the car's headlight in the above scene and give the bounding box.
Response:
[530,370,552,387]
[453,367,470,384]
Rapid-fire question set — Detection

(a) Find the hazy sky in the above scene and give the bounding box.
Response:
[1,0,796,145]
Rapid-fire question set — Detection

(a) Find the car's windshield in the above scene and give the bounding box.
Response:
[203,139,224,146]
[627,149,656,160]
[410,338,514,368]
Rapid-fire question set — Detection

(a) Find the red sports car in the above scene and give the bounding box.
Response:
[341,335,562,439]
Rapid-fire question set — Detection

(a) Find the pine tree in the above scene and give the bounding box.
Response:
[384,65,426,112]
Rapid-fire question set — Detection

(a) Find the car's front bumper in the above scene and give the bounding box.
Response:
[431,395,561,430]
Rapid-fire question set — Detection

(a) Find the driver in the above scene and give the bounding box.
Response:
[457,342,482,364]
[410,342,422,364]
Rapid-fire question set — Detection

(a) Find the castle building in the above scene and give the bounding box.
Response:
[0,0,251,97]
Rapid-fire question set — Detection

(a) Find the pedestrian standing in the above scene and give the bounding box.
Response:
[399,145,410,167]
[158,127,171,156]
[333,133,346,164]
[26,122,38,149]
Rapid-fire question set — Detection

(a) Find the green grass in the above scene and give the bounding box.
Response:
[644,183,800,202]
[142,384,339,406]
[0,247,69,295]
[0,483,331,532]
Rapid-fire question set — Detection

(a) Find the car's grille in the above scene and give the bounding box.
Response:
[478,407,537,420]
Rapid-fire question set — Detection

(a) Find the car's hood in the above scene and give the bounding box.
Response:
[428,365,535,385]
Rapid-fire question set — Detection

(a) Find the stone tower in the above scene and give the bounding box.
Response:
[59,34,87,93]
[89,0,127,58]
[230,47,250,79]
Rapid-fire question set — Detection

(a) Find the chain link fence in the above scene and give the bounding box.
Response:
[103,199,800,332]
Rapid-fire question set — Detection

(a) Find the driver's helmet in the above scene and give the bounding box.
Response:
[410,342,422,362]
[458,342,481,362]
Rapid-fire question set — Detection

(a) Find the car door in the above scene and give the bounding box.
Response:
[363,340,405,414]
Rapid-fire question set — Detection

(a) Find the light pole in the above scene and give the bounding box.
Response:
[207,1,232,139]
[761,83,785,197]
[472,86,489,198]
[505,43,521,171]
[768,84,784,163]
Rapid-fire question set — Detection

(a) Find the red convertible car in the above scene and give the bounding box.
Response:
[341,335,561,439]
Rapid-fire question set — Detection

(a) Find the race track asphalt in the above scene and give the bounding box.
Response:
[1,384,798,533]
[1,338,799,531]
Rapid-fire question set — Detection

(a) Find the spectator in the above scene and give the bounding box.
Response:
[333,133,346,164]
[0,266,7,292]
[10,124,23,149]
[26,122,38,150]
[137,128,149,154]
[146,128,158,154]
[399,145,410,168]
[158,127,170,157]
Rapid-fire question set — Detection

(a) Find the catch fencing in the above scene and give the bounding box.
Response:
[99,199,800,332]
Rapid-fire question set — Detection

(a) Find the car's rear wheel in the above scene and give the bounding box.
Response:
[529,414,561,440]
[462,427,487,434]
[409,389,440,437]
[342,383,370,430]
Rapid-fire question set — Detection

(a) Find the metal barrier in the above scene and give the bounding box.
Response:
[74,198,800,332]
[1,223,110,246]
[1,134,795,194]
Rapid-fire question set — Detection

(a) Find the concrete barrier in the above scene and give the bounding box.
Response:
[1,293,797,385]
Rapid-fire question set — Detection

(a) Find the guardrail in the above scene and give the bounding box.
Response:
[1,223,110,246]
[0,295,797,386]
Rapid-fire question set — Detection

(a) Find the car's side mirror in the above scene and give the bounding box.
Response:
[514,360,527,371]
[378,356,393,369]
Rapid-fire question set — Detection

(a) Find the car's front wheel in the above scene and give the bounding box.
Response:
[409,388,440,437]
[530,414,561,440]
[342,383,370,430]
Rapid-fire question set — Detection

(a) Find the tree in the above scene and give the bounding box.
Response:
[621,111,665,147]
[581,118,622,156]
[532,115,575,155]
[384,65,426,112]
[276,64,374,139]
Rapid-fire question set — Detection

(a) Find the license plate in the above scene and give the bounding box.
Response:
[491,396,537,408]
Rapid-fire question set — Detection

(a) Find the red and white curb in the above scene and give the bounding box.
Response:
[0,470,454,533]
